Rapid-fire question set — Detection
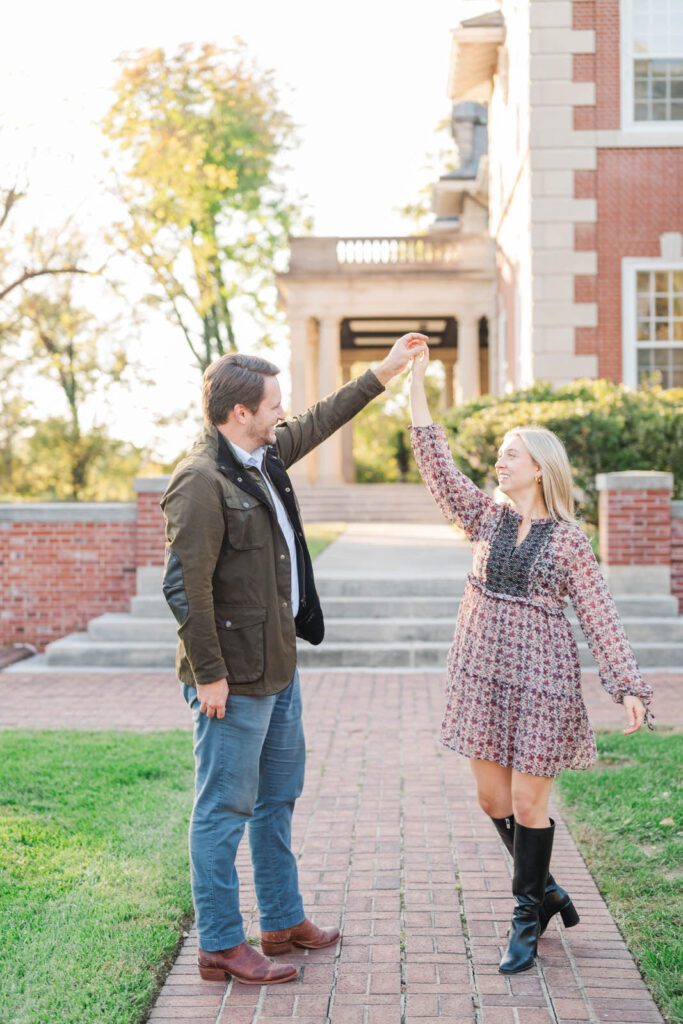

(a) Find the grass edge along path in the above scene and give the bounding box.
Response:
[556,729,683,1024]
[0,731,195,1024]
[305,520,347,560]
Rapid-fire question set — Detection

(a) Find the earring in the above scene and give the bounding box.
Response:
[535,475,542,484]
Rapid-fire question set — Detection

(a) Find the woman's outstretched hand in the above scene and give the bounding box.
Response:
[410,340,429,383]
[622,694,646,734]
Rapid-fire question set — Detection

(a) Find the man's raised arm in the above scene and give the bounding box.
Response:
[275,333,428,469]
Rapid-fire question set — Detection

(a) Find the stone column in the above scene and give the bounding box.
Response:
[596,471,674,595]
[443,358,455,409]
[287,314,311,484]
[317,317,343,484]
[456,316,480,405]
[341,363,355,483]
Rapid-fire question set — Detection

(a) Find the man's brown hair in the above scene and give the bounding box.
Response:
[202,352,280,425]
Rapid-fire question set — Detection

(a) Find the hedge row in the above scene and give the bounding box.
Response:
[442,379,683,524]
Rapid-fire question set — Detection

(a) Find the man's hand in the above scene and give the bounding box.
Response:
[622,694,646,735]
[373,333,429,385]
[196,678,229,719]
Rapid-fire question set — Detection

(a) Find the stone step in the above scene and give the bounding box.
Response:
[130,592,681,620]
[45,632,683,670]
[87,612,683,646]
[294,485,444,524]
[136,571,470,599]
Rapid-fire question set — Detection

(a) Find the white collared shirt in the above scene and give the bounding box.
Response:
[230,441,300,618]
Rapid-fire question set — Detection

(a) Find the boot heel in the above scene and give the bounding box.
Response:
[560,902,580,928]
[198,966,229,981]
[261,941,296,956]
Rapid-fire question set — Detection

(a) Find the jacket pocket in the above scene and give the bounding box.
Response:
[215,604,267,683]
[224,494,267,550]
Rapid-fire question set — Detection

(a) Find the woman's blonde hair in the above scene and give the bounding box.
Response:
[500,425,578,525]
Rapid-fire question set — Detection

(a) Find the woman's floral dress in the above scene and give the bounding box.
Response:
[410,424,655,777]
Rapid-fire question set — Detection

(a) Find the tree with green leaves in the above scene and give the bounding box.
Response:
[103,41,306,372]
[16,231,141,499]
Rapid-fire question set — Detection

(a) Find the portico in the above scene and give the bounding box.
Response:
[277,233,495,484]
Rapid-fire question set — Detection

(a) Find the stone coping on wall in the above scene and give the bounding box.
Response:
[0,503,136,522]
[134,477,170,494]
[596,470,674,491]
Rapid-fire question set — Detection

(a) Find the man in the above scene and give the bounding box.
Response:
[160,333,428,986]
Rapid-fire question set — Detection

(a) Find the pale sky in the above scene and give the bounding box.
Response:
[1,0,490,458]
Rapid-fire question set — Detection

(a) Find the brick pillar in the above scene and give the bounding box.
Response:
[134,477,170,569]
[672,501,683,614]
[596,471,674,595]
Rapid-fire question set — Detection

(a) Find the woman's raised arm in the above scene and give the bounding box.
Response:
[409,352,495,542]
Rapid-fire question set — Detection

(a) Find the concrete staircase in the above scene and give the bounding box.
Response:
[293,484,444,523]
[43,523,683,671]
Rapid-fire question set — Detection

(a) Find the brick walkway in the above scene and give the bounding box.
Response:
[1,670,678,1023]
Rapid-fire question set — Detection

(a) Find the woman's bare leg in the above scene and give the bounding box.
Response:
[469,758,514,818]
[510,770,554,828]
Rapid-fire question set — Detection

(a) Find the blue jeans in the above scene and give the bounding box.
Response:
[181,669,306,951]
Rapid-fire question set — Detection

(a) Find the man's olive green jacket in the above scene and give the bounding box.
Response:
[160,368,385,697]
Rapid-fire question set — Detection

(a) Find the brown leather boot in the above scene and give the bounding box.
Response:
[261,917,341,956]
[197,941,298,984]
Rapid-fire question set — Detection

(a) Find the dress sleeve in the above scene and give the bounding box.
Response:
[565,528,654,728]
[409,423,496,542]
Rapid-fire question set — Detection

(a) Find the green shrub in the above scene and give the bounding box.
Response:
[443,379,683,524]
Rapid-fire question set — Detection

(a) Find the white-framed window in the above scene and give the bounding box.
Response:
[622,258,683,387]
[621,0,683,129]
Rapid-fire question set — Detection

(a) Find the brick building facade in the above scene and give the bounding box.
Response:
[446,0,683,391]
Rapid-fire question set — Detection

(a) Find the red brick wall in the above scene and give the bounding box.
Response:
[573,0,620,128]
[598,489,673,566]
[0,485,168,651]
[0,518,137,650]
[672,512,683,613]
[136,490,167,568]
[595,149,683,380]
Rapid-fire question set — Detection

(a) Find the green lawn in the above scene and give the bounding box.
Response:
[0,731,195,1024]
[556,730,683,1024]
[306,521,347,560]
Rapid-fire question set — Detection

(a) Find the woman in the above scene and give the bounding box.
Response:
[408,344,654,975]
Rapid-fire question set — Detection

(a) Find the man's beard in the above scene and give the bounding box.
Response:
[246,422,276,449]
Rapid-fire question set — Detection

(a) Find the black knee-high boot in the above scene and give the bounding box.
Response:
[490,816,579,935]
[498,819,554,974]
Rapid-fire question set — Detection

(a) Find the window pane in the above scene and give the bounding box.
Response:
[672,296,683,316]
[638,318,652,340]
[637,349,653,374]
[652,100,669,119]
[673,320,683,339]
[671,80,683,99]
[654,349,670,369]
[653,78,668,98]
[655,320,671,339]
[670,102,683,118]
[637,270,651,292]
[655,295,669,317]
[655,271,670,292]
[637,295,651,317]
[673,272,683,291]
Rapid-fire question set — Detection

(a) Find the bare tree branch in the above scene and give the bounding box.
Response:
[0,265,90,303]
